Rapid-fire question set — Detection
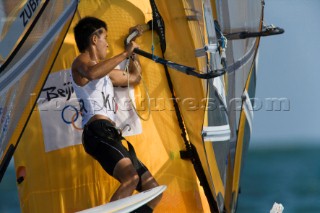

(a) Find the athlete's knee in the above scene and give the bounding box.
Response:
[141,172,159,189]
[121,173,140,189]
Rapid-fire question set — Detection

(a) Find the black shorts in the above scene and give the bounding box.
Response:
[82,119,148,178]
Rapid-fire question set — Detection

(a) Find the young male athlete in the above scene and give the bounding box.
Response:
[71,16,161,212]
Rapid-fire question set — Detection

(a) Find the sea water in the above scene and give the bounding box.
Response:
[1,143,319,213]
[237,144,320,213]
[0,160,20,213]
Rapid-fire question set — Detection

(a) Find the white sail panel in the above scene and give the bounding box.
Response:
[215,1,264,212]
[0,0,77,179]
[0,1,46,64]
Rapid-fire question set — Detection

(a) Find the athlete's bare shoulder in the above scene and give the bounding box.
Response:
[72,54,89,72]
[71,53,92,86]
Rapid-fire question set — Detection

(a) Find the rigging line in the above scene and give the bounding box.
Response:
[124,58,151,121]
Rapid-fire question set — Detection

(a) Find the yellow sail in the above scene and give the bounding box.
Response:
[14,0,210,212]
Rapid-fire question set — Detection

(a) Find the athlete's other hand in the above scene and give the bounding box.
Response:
[126,41,139,56]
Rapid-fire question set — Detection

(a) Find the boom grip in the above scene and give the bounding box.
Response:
[125,22,152,46]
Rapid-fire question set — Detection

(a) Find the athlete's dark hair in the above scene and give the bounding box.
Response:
[74,16,107,52]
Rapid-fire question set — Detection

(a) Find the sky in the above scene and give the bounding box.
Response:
[250,0,320,146]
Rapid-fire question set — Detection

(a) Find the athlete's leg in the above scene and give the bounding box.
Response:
[110,158,139,201]
[140,171,162,209]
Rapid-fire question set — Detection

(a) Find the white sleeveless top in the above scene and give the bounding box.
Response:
[70,71,116,127]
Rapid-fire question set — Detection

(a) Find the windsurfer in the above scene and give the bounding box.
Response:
[71,16,161,212]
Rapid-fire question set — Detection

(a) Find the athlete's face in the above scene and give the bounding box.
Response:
[95,28,109,60]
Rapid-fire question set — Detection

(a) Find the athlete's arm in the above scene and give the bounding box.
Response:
[72,41,138,86]
[109,54,142,87]
[109,24,143,87]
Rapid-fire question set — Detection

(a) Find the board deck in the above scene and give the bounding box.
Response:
[76,185,166,213]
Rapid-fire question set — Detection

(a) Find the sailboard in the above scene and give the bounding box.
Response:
[0,0,283,213]
[76,185,166,213]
